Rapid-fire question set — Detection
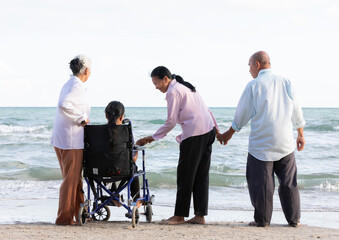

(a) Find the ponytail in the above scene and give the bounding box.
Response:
[151,66,196,92]
[171,74,196,92]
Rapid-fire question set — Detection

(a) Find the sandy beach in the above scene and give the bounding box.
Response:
[1,221,339,240]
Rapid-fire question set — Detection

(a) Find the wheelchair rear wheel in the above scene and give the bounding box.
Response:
[145,204,152,223]
[92,205,111,221]
[132,206,140,228]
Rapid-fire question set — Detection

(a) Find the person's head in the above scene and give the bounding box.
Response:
[150,66,172,93]
[105,101,125,148]
[69,54,91,82]
[105,101,125,126]
[150,66,196,93]
[248,51,271,78]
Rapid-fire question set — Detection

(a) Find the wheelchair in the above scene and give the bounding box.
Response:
[78,119,154,227]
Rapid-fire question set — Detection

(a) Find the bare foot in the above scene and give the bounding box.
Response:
[136,200,143,208]
[289,222,301,227]
[71,221,80,226]
[249,221,269,227]
[186,215,206,224]
[113,200,122,207]
[248,221,257,226]
[159,216,185,225]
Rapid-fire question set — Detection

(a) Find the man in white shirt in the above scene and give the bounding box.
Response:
[51,55,91,225]
[217,51,305,227]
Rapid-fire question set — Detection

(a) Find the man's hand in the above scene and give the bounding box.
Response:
[136,136,154,146]
[217,127,235,145]
[296,127,305,151]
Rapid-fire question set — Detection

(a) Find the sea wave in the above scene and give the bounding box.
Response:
[304,124,339,132]
[0,124,51,134]
[0,166,61,181]
[0,180,60,200]
[146,119,166,125]
[298,174,339,191]
[0,164,338,192]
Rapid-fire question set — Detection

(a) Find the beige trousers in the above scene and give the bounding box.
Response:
[54,147,84,225]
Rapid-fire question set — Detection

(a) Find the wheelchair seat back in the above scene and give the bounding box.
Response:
[83,123,134,179]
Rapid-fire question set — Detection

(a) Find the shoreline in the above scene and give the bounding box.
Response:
[1,221,339,240]
[1,197,338,229]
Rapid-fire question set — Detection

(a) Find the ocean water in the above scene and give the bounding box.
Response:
[0,107,338,228]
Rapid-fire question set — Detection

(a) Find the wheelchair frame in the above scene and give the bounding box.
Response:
[79,122,154,227]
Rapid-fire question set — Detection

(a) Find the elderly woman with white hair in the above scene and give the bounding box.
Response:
[51,55,91,225]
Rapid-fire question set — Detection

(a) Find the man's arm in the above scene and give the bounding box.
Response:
[296,127,305,151]
[217,82,254,145]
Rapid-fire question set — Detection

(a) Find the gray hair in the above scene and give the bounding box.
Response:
[75,54,91,74]
[70,54,91,76]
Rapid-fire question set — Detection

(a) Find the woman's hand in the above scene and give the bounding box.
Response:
[217,127,235,145]
[81,119,90,126]
[215,130,223,144]
[136,136,155,146]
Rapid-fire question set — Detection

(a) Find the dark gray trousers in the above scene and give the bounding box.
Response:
[246,152,300,226]
[174,128,216,217]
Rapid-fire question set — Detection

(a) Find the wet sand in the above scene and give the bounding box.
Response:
[1,221,339,240]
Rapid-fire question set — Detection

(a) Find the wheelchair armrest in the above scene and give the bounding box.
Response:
[134,145,146,151]
[122,118,130,125]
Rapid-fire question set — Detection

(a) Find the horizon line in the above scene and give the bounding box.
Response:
[1,106,339,109]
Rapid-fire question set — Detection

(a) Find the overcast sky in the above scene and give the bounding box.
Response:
[0,0,338,107]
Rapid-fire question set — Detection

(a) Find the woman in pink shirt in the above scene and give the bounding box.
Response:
[136,66,218,225]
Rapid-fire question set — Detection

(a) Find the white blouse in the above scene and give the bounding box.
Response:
[51,76,90,149]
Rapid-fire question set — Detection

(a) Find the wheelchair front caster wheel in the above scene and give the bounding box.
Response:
[145,204,152,223]
[93,205,111,221]
[132,206,140,228]
[79,206,88,226]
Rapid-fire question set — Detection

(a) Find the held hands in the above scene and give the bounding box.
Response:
[216,127,235,145]
[136,136,155,146]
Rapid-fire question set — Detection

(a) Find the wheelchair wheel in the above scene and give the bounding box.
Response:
[92,205,111,221]
[132,206,140,228]
[145,204,152,223]
[79,206,88,226]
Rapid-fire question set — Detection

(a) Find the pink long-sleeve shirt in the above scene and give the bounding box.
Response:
[152,80,218,143]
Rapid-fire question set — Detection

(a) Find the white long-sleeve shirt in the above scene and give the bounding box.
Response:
[152,80,218,143]
[232,69,305,161]
[51,76,90,149]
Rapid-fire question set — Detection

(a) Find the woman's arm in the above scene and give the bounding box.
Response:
[136,91,180,146]
[152,92,179,140]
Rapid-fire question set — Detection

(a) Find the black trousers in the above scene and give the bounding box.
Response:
[110,163,140,200]
[174,128,216,217]
[246,152,300,226]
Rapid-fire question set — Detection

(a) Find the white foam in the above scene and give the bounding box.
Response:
[0,124,48,134]
[0,180,61,200]
[318,180,339,190]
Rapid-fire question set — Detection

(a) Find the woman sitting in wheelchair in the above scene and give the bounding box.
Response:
[105,101,142,208]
